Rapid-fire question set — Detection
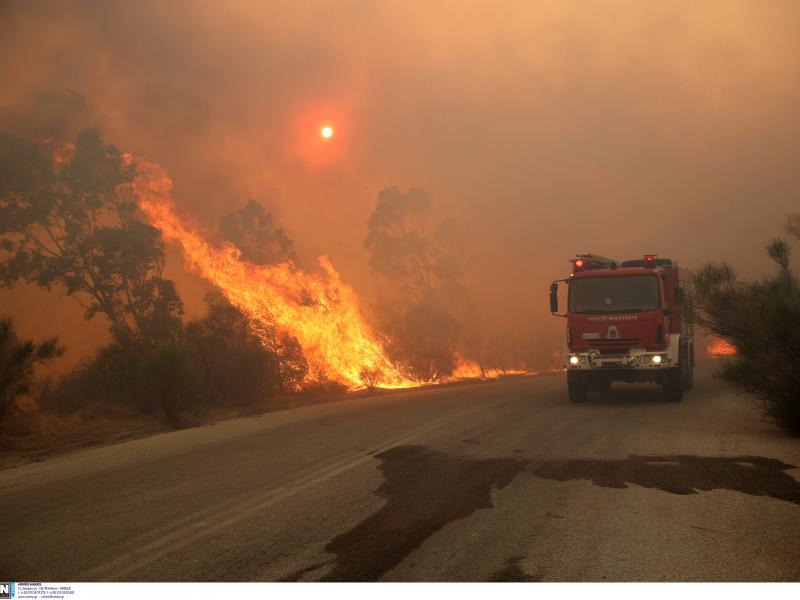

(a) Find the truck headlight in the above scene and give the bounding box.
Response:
[652,354,662,364]
[569,356,580,365]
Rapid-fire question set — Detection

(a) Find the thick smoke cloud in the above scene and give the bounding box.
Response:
[1,0,799,371]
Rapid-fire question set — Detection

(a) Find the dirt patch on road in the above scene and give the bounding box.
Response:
[529,454,800,504]
[312,447,799,581]
[321,445,526,581]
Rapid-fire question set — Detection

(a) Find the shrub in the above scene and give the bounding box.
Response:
[0,317,64,430]
[184,292,283,406]
[134,342,197,428]
[378,301,459,381]
[691,223,800,434]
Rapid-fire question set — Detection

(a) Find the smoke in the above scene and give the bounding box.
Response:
[0,90,87,140]
[2,0,800,371]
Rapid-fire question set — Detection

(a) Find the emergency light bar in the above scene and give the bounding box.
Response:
[570,253,619,272]
[619,256,675,268]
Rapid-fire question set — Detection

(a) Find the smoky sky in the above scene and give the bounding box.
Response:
[1,0,799,370]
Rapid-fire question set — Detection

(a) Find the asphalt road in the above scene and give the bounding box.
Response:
[2,363,799,582]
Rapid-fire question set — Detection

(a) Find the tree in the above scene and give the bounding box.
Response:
[219,199,295,265]
[0,129,183,345]
[691,215,800,434]
[364,186,463,304]
[365,187,468,380]
[0,317,64,429]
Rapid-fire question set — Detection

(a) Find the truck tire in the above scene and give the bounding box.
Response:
[591,379,612,393]
[568,372,588,403]
[683,361,694,391]
[683,347,694,391]
[663,368,684,402]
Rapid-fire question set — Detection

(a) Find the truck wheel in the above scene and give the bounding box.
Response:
[590,379,611,393]
[568,372,588,403]
[683,361,694,391]
[663,368,684,402]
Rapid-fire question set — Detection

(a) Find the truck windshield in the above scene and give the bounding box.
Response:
[569,275,659,314]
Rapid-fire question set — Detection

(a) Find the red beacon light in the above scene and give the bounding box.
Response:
[644,254,657,267]
[572,254,617,272]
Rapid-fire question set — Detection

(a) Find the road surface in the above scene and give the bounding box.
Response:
[2,364,799,581]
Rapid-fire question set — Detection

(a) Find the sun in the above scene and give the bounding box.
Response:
[320,125,334,139]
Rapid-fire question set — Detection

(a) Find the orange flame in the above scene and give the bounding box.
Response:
[131,159,417,390]
[450,355,484,379]
[707,335,737,357]
[450,354,534,380]
[38,138,76,165]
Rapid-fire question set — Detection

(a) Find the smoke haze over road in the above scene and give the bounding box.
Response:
[2,0,799,370]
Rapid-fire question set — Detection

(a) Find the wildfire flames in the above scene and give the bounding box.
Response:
[132,160,421,390]
[707,335,737,357]
[450,355,533,379]
[131,158,520,390]
[39,138,76,165]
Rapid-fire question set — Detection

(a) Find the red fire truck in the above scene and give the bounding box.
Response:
[550,253,694,402]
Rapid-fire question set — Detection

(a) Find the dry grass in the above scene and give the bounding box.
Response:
[0,405,166,468]
[0,389,351,469]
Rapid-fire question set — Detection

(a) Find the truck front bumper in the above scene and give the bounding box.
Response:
[564,350,672,370]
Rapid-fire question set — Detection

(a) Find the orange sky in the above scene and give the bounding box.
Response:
[1,0,799,372]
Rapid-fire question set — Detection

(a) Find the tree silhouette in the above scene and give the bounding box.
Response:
[0,129,183,345]
[0,316,64,429]
[364,186,463,304]
[219,199,295,266]
[365,187,467,380]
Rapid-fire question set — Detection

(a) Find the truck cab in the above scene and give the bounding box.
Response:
[550,254,693,402]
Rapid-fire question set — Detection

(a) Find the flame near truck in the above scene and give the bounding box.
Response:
[550,254,694,403]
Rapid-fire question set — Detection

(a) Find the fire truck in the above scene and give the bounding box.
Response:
[549,253,694,402]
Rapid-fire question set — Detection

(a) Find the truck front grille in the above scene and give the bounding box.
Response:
[589,338,640,348]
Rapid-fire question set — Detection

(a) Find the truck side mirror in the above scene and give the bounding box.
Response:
[549,282,559,313]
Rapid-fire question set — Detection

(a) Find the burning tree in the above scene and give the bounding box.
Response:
[218,200,308,389]
[136,169,415,391]
[691,216,800,434]
[0,129,183,345]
